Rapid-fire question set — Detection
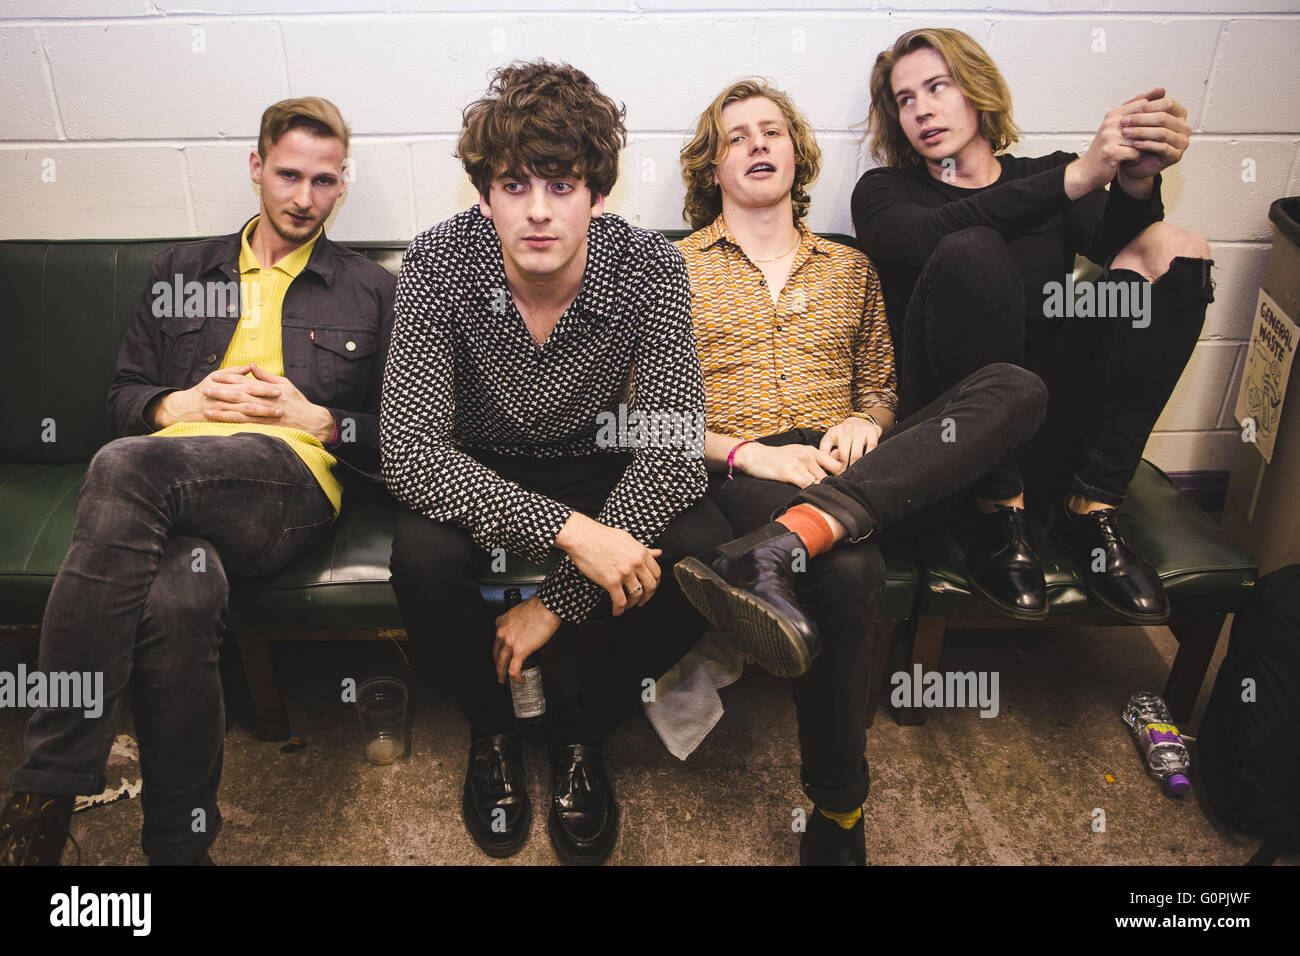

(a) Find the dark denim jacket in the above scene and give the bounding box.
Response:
[107,219,396,481]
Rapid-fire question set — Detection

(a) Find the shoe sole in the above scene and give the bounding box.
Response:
[547,803,619,866]
[461,784,530,859]
[962,560,1050,622]
[674,557,814,678]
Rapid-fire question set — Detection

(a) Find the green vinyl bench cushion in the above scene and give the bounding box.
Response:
[913,460,1257,620]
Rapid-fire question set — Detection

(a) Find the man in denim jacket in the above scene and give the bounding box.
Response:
[0,97,394,866]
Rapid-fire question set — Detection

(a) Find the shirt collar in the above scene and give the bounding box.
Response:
[239,215,322,279]
[469,205,621,327]
[691,213,829,261]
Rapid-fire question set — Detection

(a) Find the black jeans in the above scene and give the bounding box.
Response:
[389,451,732,745]
[899,226,1212,506]
[13,434,335,863]
[710,363,1049,811]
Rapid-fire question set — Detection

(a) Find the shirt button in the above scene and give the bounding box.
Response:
[780,373,787,381]
[205,353,218,364]
[346,340,357,351]
[249,332,257,340]
[759,279,766,286]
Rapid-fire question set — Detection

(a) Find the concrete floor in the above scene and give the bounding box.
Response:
[1,619,1294,866]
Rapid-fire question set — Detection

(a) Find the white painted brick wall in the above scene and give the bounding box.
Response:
[43,22,288,139]
[0,27,61,139]
[0,146,192,235]
[1,1,1297,475]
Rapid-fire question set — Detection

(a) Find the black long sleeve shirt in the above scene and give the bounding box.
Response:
[851,151,1165,348]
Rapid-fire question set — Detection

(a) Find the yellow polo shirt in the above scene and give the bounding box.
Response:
[154,217,343,514]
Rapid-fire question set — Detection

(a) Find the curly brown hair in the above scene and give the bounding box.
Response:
[679,79,821,230]
[457,60,627,202]
[866,28,1019,169]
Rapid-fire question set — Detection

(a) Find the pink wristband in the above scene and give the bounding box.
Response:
[326,418,340,448]
[726,439,756,479]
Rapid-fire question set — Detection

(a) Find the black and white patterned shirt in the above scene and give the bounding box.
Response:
[382,206,708,623]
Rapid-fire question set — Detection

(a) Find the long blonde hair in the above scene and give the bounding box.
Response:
[866,28,1020,168]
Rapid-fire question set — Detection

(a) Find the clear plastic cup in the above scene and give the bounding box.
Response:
[355,677,408,765]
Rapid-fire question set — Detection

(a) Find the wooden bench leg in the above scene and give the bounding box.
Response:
[898,616,945,726]
[1164,612,1226,724]
[234,631,292,741]
[866,621,895,729]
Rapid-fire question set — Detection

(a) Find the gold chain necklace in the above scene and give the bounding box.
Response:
[747,235,801,263]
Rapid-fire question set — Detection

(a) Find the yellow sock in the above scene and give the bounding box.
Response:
[817,806,862,830]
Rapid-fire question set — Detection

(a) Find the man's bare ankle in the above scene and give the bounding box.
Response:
[1066,494,1112,515]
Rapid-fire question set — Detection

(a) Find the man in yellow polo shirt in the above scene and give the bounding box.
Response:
[1,97,395,866]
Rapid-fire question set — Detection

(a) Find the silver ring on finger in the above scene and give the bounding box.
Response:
[628,583,644,594]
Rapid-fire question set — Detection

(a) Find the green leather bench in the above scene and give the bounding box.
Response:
[0,234,916,740]
[903,462,1257,725]
[0,235,1253,741]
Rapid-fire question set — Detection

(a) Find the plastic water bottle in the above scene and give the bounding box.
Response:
[503,587,546,730]
[1121,692,1191,795]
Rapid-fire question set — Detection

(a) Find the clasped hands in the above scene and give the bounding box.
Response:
[149,363,335,443]
[729,414,882,488]
[1067,87,1191,199]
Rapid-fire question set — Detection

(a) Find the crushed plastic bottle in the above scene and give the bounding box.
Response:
[1121,692,1191,796]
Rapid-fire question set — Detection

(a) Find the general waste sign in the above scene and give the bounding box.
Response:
[1235,288,1298,464]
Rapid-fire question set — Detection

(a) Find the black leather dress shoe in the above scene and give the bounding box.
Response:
[799,808,866,866]
[547,743,617,866]
[1056,502,1169,624]
[0,792,73,866]
[964,506,1049,621]
[674,528,820,678]
[462,733,530,858]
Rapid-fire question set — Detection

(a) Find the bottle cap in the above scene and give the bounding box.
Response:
[1168,773,1190,796]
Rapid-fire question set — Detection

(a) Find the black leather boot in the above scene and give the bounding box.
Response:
[547,742,617,866]
[462,733,530,858]
[964,506,1048,620]
[1056,501,1169,624]
[674,524,820,678]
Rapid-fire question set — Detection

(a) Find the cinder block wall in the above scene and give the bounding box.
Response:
[3,1,1298,475]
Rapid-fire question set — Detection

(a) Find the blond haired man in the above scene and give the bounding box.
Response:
[856,29,1213,622]
[673,80,1047,865]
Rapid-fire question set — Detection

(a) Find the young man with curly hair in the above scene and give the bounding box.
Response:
[671,80,1047,865]
[384,61,729,865]
[854,29,1214,623]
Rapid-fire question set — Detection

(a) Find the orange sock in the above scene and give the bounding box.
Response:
[776,505,835,558]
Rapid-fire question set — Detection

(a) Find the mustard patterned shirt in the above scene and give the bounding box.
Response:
[674,215,897,438]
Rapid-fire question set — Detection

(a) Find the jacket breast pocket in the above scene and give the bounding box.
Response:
[309,328,378,407]
[159,315,207,385]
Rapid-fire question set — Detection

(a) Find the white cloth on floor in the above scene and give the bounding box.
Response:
[642,630,749,760]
